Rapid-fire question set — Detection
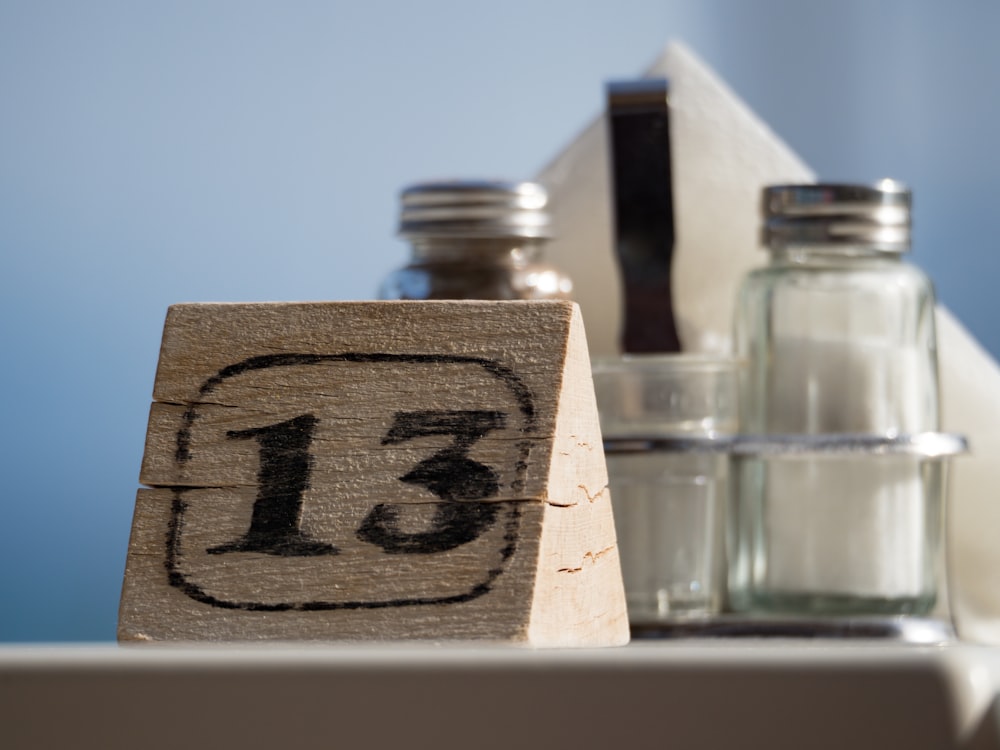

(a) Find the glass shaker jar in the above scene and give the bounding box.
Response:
[379,179,572,301]
[593,355,741,627]
[729,180,942,616]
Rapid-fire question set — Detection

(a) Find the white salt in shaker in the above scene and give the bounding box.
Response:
[730,181,942,616]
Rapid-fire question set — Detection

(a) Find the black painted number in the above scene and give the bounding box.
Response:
[208,414,337,557]
[357,410,506,554]
[208,410,507,557]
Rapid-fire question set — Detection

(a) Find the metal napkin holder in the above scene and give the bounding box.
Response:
[603,431,969,643]
[604,431,968,459]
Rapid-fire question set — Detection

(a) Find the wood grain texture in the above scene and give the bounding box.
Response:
[119,301,628,646]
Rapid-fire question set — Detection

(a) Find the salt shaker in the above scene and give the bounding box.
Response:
[729,181,942,616]
[379,179,572,301]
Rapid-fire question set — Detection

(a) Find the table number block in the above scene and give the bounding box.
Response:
[119,300,629,646]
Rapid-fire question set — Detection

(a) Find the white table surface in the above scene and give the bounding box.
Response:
[4,640,1000,749]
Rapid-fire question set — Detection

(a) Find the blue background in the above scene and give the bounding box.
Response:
[2,0,998,641]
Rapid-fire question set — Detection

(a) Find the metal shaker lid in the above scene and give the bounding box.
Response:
[762,179,911,252]
[398,180,552,239]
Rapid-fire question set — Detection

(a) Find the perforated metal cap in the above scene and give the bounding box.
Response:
[398,180,552,239]
[762,180,912,252]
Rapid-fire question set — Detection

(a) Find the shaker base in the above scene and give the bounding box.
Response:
[630,615,953,643]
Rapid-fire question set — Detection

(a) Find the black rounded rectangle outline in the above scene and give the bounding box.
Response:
[166,352,536,611]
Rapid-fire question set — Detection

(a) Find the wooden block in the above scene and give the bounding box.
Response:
[119,300,629,646]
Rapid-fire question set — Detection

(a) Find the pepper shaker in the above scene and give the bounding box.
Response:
[379,179,572,301]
